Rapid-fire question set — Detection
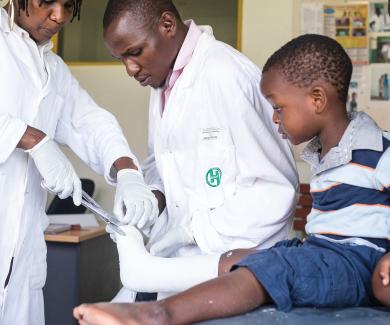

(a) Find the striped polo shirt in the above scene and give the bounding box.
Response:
[302,112,390,243]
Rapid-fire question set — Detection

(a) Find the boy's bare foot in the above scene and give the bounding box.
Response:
[73,302,169,325]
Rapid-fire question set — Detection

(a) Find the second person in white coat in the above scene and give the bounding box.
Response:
[0,1,160,324]
[102,0,299,299]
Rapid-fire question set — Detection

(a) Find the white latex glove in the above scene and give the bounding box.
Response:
[27,135,82,206]
[113,169,159,230]
[117,224,146,252]
[105,223,143,251]
[149,225,195,257]
[106,223,150,244]
[105,224,118,243]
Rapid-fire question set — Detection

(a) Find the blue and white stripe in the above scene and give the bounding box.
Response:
[303,113,390,240]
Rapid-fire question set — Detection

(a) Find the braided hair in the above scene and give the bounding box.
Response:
[18,0,82,21]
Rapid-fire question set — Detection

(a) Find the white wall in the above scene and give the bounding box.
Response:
[67,64,150,211]
[241,0,312,183]
[241,0,294,68]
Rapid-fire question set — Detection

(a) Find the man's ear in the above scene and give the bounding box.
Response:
[310,86,327,114]
[158,11,177,38]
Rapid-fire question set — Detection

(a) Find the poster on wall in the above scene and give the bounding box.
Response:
[347,66,367,113]
[301,2,324,34]
[324,3,369,64]
[370,65,390,100]
[347,81,360,113]
[370,34,390,62]
[368,1,390,32]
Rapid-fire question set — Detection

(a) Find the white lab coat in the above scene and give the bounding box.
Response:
[0,9,135,325]
[144,26,299,259]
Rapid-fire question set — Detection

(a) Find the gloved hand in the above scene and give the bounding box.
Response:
[27,135,82,206]
[105,224,118,243]
[149,225,195,257]
[113,169,159,230]
[116,225,146,252]
[106,223,150,244]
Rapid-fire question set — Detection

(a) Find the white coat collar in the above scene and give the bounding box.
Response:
[154,26,214,108]
[1,7,11,32]
[0,8,53,53]
[1,7,28,37]
[176,25,215,89]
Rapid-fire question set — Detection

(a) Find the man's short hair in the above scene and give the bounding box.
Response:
[263,34,353,103]
[103,0,181,30]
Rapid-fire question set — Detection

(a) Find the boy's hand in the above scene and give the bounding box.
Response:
[378,253,390,286]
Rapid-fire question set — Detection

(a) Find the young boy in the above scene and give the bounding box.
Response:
[73,34,390,325]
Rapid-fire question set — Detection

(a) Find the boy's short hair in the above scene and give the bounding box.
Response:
[263,34,352,103]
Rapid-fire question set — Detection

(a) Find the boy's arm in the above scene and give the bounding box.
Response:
[372,252,390,306]
[74,268,270,325]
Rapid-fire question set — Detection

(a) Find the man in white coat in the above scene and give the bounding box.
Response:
[102,0,298,299]
[0,1,160,324]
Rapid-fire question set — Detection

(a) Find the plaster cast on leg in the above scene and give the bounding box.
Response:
[110,287,137,303]
[116,225,220,293]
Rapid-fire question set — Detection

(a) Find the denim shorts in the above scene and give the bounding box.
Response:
[233,236,385,311]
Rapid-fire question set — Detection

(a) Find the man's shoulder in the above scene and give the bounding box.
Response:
[198,37,261,84]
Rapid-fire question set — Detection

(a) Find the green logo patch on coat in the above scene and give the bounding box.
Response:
[206,168,222,187]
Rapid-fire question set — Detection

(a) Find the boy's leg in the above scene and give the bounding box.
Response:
[74,268,270,325]
[372,252,390,306]
[219,248,257,274]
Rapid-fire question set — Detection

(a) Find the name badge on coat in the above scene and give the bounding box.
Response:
[198,127,227,208]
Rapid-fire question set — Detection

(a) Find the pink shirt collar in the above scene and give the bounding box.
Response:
[165,20,202,90]
[173,20,202,71]
[161,20,202,112]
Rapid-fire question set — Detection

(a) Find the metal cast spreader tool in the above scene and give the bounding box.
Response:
[41,181,125,236]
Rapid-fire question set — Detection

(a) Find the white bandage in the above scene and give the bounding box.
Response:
[116,225,220,293]
[111,287,137,303]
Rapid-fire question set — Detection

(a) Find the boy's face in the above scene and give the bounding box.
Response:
[260,68,320,145]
